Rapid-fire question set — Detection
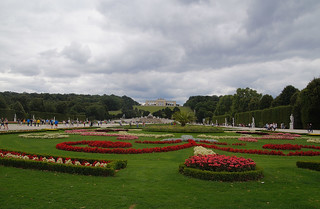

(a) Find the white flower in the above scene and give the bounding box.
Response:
[23,156,30,160]
[56,158,63,164]
[74,161,81,166]
[194,146,216,156]
[65,159,72,165]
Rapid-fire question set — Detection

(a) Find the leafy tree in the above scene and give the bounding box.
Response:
[28,98,45,112]
[173,111,196,126]
[272,85,299,107]
[296,78,320,129]
[259,94,273,109]
[231,88,262,113]
[214,95,233,115]
[0,95,8,109]
[11,101,26,119]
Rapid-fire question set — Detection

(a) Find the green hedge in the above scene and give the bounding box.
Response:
[234,106,292,128]
[296,161,320,171]
[144,125,223,133]
[29,111,86,121]
[179,164,264,182]
[0,150,127,176]
[212,114,232,125]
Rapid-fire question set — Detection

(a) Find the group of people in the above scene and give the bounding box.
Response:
[265,123,278,131]
[0,118,9,130]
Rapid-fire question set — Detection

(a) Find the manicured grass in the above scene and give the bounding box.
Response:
[0,130,319,209]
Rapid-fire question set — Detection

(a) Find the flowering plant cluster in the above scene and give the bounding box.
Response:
[307,138,320,143]
[135,140,182,144]
[64,129,91,134]
[263,143,320,151]
[262,144,302,150]
[56,140,197,154]
[0,149,111,167]
[19,133,69,139]
[96,128,128,132]
[198,143,320,156]
[194,146,216,156]
[87,141,132,148]
[116,135,139,140]
[184,154,256,172]
[197,134,252,139]
[238,137,258,142]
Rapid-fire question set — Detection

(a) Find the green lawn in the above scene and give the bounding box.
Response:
[0,130,319,209]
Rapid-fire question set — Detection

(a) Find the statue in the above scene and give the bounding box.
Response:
[290,114,294,129]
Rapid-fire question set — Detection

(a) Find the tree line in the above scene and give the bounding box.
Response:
[184,78,320,129]
[0,92,144,120]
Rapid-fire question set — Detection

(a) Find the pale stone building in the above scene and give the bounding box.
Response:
[145,98,177,106]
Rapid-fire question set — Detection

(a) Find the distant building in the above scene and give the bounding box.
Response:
[145,98,177,106]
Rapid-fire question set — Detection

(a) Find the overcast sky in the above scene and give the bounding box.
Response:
[1,0,320,105]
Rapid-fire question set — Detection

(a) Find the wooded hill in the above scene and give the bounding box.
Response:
[0,92,141,121]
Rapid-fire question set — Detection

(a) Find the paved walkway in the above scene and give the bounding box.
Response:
[224,126,320,134]
[1,123,319,135]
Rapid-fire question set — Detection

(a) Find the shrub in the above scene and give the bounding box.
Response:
[0,149,127,176]
[179,164,264,182]
[296,161,320,171]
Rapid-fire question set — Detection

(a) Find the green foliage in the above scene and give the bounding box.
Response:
[184,95,219,122]
[234,105,292,128]
[259,94,273,110]
[231,88,262,114]
[272,85,299,107]
[214,95,233,116]
[296,78,320,129]
[212,114,232,125]
[0,149,127,176]
[173,111,196,126]
[296,161,320,171]
[143,125,223,133]
[0,92,140,120]
[179,164,264,182]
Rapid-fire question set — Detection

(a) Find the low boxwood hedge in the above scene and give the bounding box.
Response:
[179,164,264,182]
[296,161,320,171]
[0,149,127,176]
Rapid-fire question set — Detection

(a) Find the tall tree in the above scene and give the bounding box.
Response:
[296,78,320,129]
[214,95,233,116]
[272,85,299,107]
[231,88,262,113]
[259,94,273,110]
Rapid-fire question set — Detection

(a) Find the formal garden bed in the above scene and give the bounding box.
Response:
[0,149,127,176]
[1,126,320,208]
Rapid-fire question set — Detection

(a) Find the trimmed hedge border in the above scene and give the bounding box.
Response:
[296,161,320,171]
[0,149,127,177]
[179,164,264,182]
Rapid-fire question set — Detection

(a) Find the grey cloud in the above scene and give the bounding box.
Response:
[61,42,92,64]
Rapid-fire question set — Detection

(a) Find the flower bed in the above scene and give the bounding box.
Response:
[19,133,69,139]
[307,138,320,143]
[238,137,258,142]
[135,140,182,144]
[185,154,256,172]
[56,140,197,154]
[116,135,139,140]
[179,154,263,181]
[0,149,127,176]
[262,144,302,150]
